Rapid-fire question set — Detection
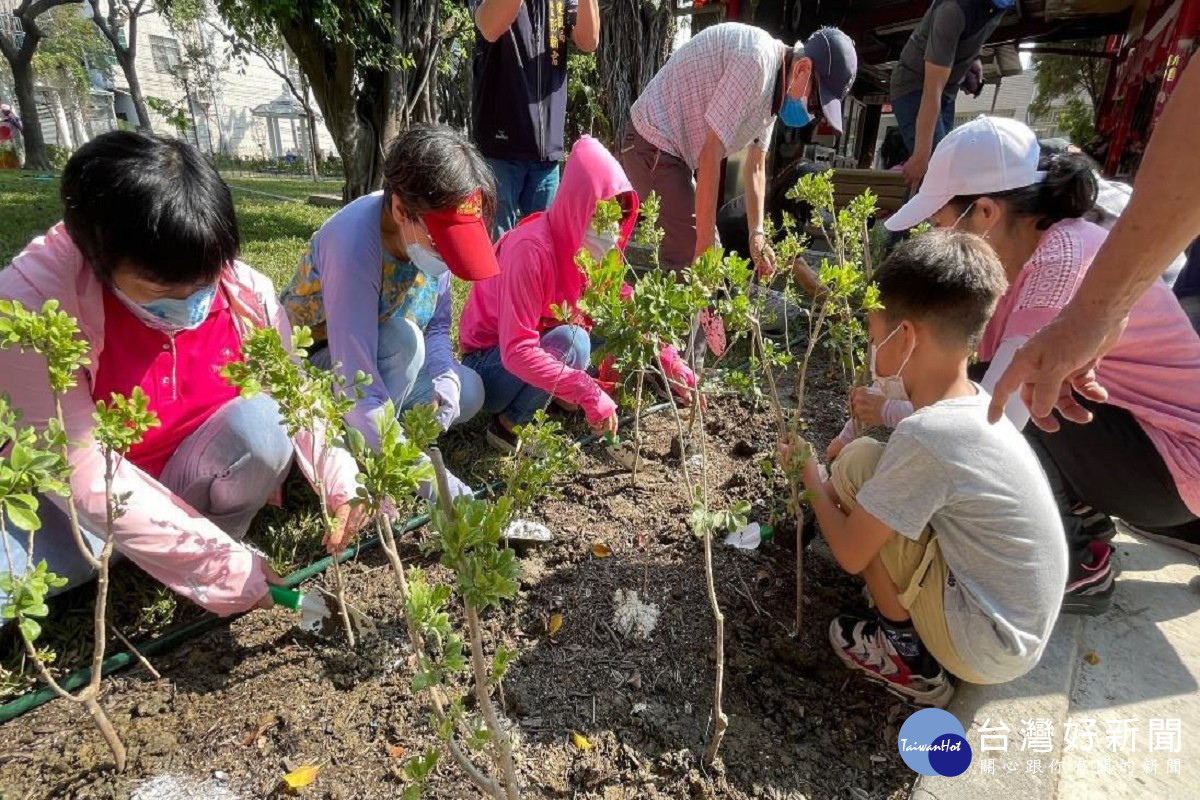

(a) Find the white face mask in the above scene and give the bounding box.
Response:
[408,243,450,278]
[583,228,618,260]
[402,218,450,278]
[869,324,913,402]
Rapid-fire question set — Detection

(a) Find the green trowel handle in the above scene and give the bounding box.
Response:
[269,584,304,610]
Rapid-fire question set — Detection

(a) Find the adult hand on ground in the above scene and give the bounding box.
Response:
[323,502,370,555]
[902,152,930,193]
[987,311,1124,430]
[750,231,777,278]
[849,386,886,428]
[431,372,461,431]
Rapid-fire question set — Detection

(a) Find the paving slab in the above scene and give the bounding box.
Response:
[912,531,1200,800]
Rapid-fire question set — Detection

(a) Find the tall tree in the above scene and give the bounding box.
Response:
[596,0,674,143]
[212,0,456,200]
[0,0,79,170]
[1030,38,1109,139]
[32,5,111,147]
[85,0,155,132]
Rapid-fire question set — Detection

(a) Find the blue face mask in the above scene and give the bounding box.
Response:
[117,284,217,332]
[779,95,813,129]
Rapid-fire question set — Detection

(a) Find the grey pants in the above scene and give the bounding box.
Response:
[0,394,293,606]
[619,126,697,274]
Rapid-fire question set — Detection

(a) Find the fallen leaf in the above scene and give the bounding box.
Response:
[636,531,647,548]
[282,764,321,790]
[571,731,593,751]
[591,542,613,558]
[1084,651,1101,666]
[548,613,563,636]
[626,671,642,690]
[388,744,406,759]
[240,713,278,747]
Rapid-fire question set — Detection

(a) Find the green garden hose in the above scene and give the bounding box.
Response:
[0,399,685,725]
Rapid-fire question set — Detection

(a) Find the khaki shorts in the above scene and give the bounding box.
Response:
[831,437,989,684]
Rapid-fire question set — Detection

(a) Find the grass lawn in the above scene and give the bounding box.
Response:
[1,171,335,288]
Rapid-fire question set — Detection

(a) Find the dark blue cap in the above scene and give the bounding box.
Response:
[801,27,858,134]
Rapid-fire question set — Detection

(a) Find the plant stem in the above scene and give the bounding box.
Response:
[466,605,520,800]
[54,396,99,570]
[89,453,125,771]
[750,320,787,436]
[82,694,127,772]
[314,440,355,648]
[110,624,161,681]
[789,301,831,633]
[695,396,728,766]
[631,372,644,486]
[429,450,520,800]
[655,352,693,491]
[378,514,506,800]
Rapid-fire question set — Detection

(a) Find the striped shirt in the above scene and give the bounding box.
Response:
[630,23,782,169]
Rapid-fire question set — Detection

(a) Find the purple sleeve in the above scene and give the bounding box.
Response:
[313,228,390,448]
[422,274,456,380]
[881,399,915,428]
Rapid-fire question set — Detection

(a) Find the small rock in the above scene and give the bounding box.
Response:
[213,770,229,782]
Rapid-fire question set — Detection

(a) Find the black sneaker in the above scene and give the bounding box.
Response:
[1062,539,1115,615]
[485,418,519,453]
[828,613,954,708]
[1071,504,1118,542]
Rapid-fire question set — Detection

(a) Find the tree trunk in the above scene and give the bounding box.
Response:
[116,51,153,132]
[11,56,51,171]
[597,0,674,141]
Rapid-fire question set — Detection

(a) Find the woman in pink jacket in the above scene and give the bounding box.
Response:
[460,135,692,451]
[0,132,361,617]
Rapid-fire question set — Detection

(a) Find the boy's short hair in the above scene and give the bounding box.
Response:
[873,230,1008,348]
[61,130,239,288]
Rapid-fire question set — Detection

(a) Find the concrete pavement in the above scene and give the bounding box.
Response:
[912,527,1200,800]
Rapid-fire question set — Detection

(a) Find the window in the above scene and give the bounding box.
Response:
[150,34,181,73]
[0,9,24,50]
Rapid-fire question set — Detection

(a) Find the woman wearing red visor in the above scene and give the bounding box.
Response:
[281,126,500,496]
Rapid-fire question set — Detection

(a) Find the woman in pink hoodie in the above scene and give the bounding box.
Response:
[460,136,693,451]
[0,132,361,618]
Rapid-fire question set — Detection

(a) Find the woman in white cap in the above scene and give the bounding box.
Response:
[840,115,1200,616]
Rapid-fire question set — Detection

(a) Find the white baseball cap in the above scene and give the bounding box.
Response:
[885,115,1046,231]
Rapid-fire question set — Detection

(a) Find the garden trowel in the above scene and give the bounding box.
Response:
[268,585,377,640]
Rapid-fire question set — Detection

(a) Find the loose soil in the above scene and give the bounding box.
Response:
[0,369,918,800]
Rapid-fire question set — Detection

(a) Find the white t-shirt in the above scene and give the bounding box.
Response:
[856,387,1067,683]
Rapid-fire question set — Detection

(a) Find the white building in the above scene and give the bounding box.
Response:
[1,0,337,161]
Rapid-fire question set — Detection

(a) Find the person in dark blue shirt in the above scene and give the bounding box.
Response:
[471,0,600,235]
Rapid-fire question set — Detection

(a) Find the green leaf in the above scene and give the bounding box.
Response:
[19,617,42,643]
[5,500,40,533]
